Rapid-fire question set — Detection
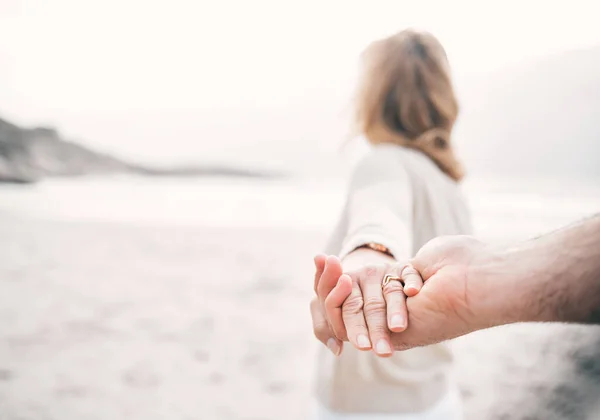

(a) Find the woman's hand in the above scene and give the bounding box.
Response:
[310,253,424,357]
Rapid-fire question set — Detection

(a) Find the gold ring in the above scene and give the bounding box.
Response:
[382,274,402,289]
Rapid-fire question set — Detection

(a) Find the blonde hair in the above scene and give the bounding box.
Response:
[355,29,464,181]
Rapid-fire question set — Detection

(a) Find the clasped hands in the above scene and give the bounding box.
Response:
[310,236,487,356]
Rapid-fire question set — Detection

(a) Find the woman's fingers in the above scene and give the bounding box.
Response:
[313,254,327,294]
[317,255,343,304]
[312,258,425,355]
[324,274,353,340]
[359,266,393,357]
[310,297,342,356]
[402,264,424,297]
[341,274,372,351]
[382,269,409,333]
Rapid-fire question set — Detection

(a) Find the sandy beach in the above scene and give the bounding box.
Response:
[1,177,600,419]
[1,211,599,420]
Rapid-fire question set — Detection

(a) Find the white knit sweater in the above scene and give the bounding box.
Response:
[317,143,472,414]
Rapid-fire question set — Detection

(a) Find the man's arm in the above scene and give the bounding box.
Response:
[316,214,600,352]
[392,214,600,350]
[478,214,600,326]
[321,214,600,351]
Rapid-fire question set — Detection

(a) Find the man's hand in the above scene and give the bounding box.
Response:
[390,235,492,350]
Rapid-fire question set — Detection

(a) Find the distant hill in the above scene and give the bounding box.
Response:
[456,45,600,179]
[3,45,598,183]
[0,117,283,183]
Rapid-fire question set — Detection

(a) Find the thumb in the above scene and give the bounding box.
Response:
[317,255,343,303]
[313,254,327,294]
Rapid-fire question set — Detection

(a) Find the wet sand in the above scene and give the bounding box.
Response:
[0,216,599,419]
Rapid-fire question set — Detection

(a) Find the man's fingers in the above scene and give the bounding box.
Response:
[360,267,393,357]
[313,254,327,294]
[324,274,353,340]
[402,264,424,297]
[317,255,343,304]
[310,297,342,356]
[342,274,372,351]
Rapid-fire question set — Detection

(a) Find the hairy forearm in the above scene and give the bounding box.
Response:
[482,215,600,326]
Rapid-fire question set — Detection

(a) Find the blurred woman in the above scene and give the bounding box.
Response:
[311,29,471,419]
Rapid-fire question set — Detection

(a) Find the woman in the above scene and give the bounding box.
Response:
[310,29,471,419]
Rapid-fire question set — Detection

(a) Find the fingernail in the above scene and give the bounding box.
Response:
[376,339,392,355]
[405,286,419,296]
[326,338,341,356]
[357,334,371,349]
[326,255,337,266]
[390,314,406,330]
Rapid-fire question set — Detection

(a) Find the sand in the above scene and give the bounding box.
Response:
[1,215,599,420]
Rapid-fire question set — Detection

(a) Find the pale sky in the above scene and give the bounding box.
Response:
[1,0,600,166]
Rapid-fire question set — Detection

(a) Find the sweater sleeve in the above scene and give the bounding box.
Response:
[338,148,413,261]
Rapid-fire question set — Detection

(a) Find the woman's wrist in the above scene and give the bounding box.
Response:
[351,243,395,259]
[342,247,395,271]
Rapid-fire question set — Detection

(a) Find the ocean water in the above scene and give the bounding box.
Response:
[1,175,598,239]
[0,175,599,420]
